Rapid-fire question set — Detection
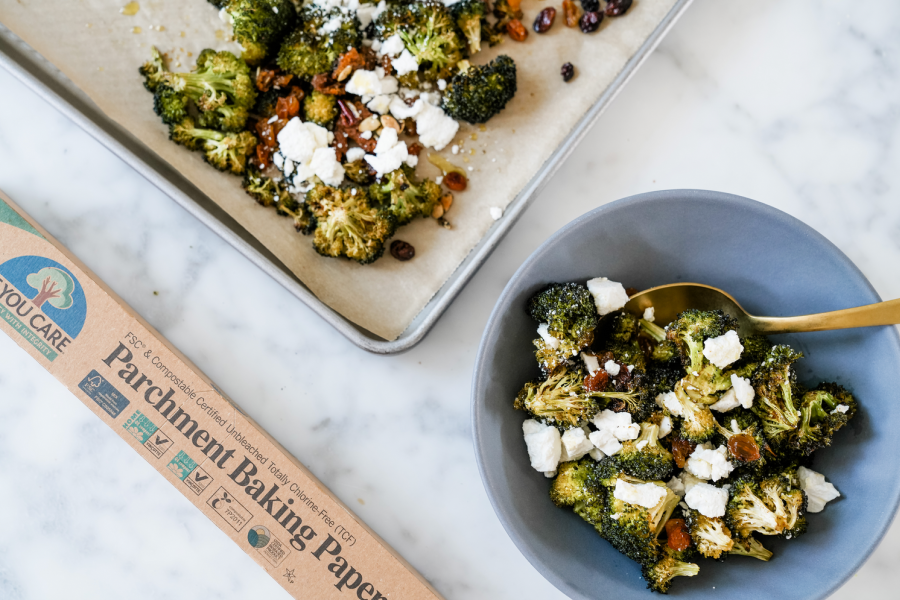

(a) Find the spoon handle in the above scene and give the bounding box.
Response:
[749,298,900,334]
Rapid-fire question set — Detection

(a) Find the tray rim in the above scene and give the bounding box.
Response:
[0,0,693,354]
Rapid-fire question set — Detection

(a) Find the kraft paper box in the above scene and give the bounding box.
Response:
[0,189,443,600]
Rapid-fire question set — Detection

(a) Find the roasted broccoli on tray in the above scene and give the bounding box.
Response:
[516,276,855,593]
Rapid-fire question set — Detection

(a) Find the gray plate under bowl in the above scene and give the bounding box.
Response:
[472,189,900,599]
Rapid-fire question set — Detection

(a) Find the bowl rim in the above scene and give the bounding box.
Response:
[471,188,900,600]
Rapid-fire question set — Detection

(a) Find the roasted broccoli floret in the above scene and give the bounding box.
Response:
[252,87,282,118]
[450,0,484,55]
[640,318,679,363]
[641,546,700,594]
[550,459,606,534]
[368,164,441,225]
[616,423,675,481]
[725,476,784,538]
[491,0,522,32]
[596,311,647,372]
[278,6,361,79]
[242,167,315,233]
[514,366,603,427]
[224,0,296,65]
[162,50,256,131]
[376,0,465,82]
[344,159,375,184]
[667,309,740,404]
[169,118,258,174]
[601,475,679,566]
[789,382,857,456]
[527,282,599,373]
[139,46,169,91]
[303,91,338,127]
[759,469,808,539]
[152,85,189,125]
[728,535,773,561]
[441,55,517,124]
[669,385,719,443]
[751,344,804,444]
[304,182,397,264]
[685,509,734,559]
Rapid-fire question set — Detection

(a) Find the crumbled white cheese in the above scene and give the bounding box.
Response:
[366,94,392,115]
[378,33,405,57]
[451,144,460,154]
[345,147,366,163]
[415,102,459,150]
[659,391,682,416]
[604,360,620,376]
[686,444,734,482]
[731,419,740,434]
[614,423,641,441]
[614,480,667,509]
[581,353,600,376]
[356,2,378,28]
[319,15,344,34]
[308,147,345,186]
[643,306,655,322]
[277,118,331,164]
[392,49,419,76]
[345,69,398,97]
[589,448,605,461]
[522,419,561,473]
[667,475,685,497]
[218,7,234,24]
[589,428,622,456]
[684,482,728,518]
[731,374,755,408]
[537,323,560,349]
[389,96,422,120]
[561,427,594,462]
[586,277,630,316]
[544,470,557,478]
[658,415,672,438]
[797,466,841,513]
[627,365,634,373]
[360,130,373,140]
[635,440,648,451]
[489,206,503,220]
[710,389,740,413]
[702,330,744,369]
[680,472,704,493]
[832,404,849,415]
[593,409,632,432]
[363,127,409,176]
[437,78,447,90]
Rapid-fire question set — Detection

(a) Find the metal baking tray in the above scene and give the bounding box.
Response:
[0,0,691,354]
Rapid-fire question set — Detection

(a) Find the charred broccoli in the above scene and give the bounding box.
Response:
[139,46,169,92]
[725,475,785,538]
[376,0,465,82]
[450,0,485,55]
[514,366,603,427]
[441,55,517,124]
[303,91,338,127]
[169,118,258,174]
[344,159,376,184]
[368,164,442,225]
[278,6,361,79]
[601,475,679,566]
[528,282,598,373]
[790,382,857,455]
[224,0,296,65]
[759,469,808,539]
[242,167,315,233]
[305,182,397,264]
[595,310,646,372]
[550,458,606,534]
[615,423,675,481]
[728,535,773,561]
[641,546,700,594]
[152,85,189,125]
[685,509,734,559]
[714,408,768,472]
[162,50,256,131]
[751,344,804,444]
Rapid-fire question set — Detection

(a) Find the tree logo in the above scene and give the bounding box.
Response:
[26,267,75,311]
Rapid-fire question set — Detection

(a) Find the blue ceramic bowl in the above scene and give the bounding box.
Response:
[471,190,900,599]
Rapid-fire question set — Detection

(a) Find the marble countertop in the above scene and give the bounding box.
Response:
[1,1,899,598]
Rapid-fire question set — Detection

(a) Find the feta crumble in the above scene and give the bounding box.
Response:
[581,352,600,376]
[702,330,744,369]
[378,33,405,57]
[659,391,682,416]
[586,277,630,316]
[589,428,622,456]
[604,360,620,376]
[561,427,594,462]
[832,404,849,415]
[684,482,728,518]
[392,49,419,76]
[614,480,667,509]
[589,448,606,461]
[345,147,366,163]
[658,415,673,438]
[363,127,410,176]
[797,466,841,513]
[593,409,632,432]
[415,102,459,150]
[537,323,560,349]
[522,419,561,473]
[667,475,685,497]
[685,444,734,482]
[489,206,503,220]
[614,423,641,441]
[643,306,655,322]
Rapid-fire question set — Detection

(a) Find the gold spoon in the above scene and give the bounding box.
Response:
[624,283,900,336]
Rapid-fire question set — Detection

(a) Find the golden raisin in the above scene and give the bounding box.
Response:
[563,0,580,27]
[507,18,528,42]
[665,519,692,551]
[728,433,761,462]
[671,437,697,469]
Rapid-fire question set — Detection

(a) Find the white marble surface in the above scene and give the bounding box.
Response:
[1,1,899,598]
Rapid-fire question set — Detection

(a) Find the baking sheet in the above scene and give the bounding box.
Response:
[0,0,680,341]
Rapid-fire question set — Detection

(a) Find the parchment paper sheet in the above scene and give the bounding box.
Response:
[1,0,676,340]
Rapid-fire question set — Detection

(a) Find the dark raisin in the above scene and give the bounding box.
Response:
[444,171,467,191]
[579,10,602,33]
[561,62,575,82]
[580,0,600,13]
[533,7,556,33]
[605,0,633,16]
[390,240,415,261]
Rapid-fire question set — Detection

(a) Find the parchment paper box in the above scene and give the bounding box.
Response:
[0,188,444,600]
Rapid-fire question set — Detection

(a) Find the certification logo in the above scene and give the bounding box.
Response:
[0,256,86,361]
[248,525,271,549]
[249,525,291,567]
